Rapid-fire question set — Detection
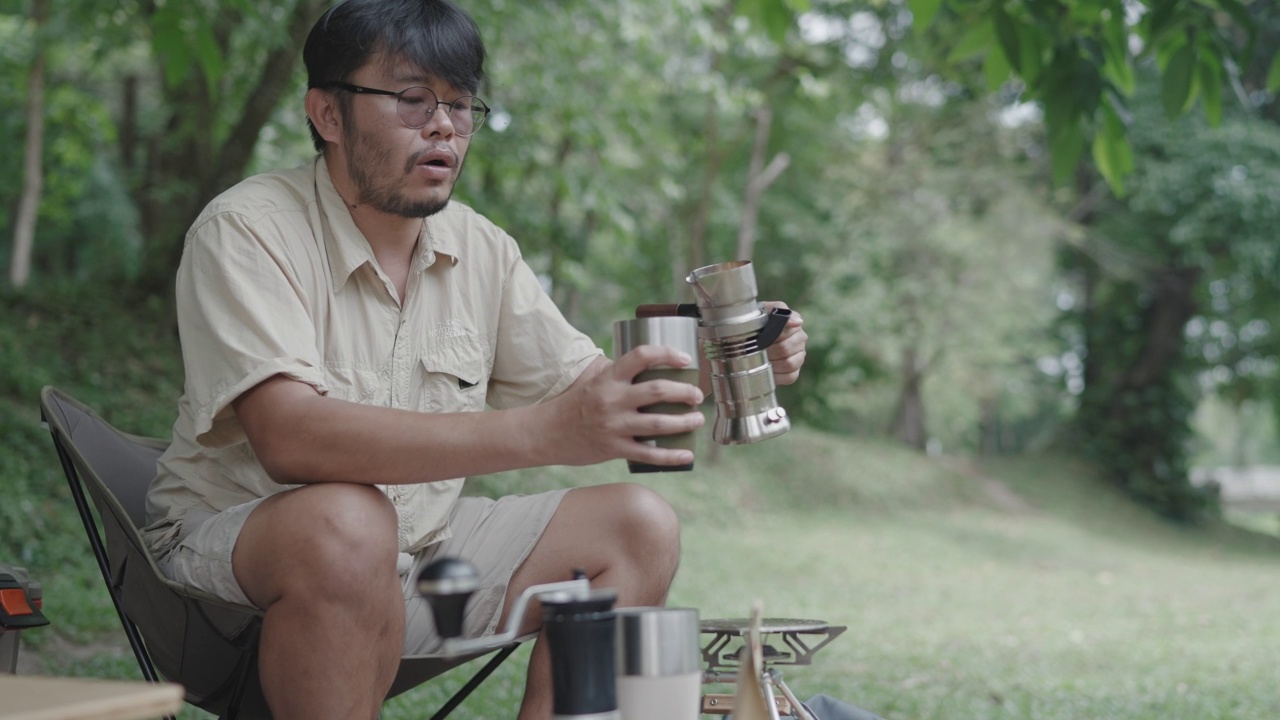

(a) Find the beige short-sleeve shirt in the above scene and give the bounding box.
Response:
[145,157,602,553]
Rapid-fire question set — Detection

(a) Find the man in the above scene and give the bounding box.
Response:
[143,1,807,719]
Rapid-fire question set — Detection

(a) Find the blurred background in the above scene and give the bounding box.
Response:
[4,0,1280,718]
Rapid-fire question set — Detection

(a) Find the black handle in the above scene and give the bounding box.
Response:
[635,303,701,319]
[754,307,792,350]
[417,557,479,639]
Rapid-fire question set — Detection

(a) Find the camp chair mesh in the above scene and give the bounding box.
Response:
[40,386,522,720]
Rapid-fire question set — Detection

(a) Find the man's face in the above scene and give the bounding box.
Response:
[338,59,473,218]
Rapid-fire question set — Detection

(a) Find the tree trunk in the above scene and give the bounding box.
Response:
[889,345,928,450]
[9,0,48,290]
[136,0,329,293]
[735,106,789,262]
[1116,266,1199,390]
[978,395,1000,455]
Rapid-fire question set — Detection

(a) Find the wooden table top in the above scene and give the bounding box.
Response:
[0,674,184,720]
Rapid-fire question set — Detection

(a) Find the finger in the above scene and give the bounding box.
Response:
[628,376,706,408]
[627,443,697,468]
[762,301,803,327]
[630,408,705,436]
[613,345,697,382]
[623,411,704,466]
[770,349,806,385]
[767,327,808,362]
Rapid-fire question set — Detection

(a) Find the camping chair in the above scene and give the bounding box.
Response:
[40,386,525,720]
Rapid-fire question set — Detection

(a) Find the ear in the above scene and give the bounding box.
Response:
[305,87,344,147]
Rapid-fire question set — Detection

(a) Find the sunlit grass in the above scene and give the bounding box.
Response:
[22,424,1280,719]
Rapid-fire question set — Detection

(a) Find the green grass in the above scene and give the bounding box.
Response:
[385,434,1280,719]
[8,285,1280,719]
[16,425,1280,720]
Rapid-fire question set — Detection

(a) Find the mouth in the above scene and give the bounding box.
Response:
[409,147,458,183]
[415,148,456,170]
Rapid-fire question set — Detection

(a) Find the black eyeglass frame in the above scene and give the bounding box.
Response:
[321,81,491,136]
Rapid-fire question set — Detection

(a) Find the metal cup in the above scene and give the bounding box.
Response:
[614,607,702,720]
[611,316,701,473]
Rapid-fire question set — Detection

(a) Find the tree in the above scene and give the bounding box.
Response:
[1065,74,1280,519]
[131,0,329,291]
[8,0,46,289]
[915,0,1270,193]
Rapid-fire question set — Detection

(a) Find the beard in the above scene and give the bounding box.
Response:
[343,123,459,219]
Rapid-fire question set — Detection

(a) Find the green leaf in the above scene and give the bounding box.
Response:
[1017,22,1043,82]
[1161,43,1196,118]
[1091,101,1132,194]
[150,5,192,88]
[909,0,945,33]
[1209,0,1255,33]
[1038,49,1081,124]
[1268,51,1280,94]
[948,18,995,62]
[1100,9,1135,95]
[1198,51,1223,126]
[193,21,224,91]
[1049,122,1086,186]
[738,0,791,45]
[993,5,1021,73]
[985,37,1011,90]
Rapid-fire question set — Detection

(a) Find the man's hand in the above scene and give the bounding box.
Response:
[550,347,705,468]
[763,301,806,385]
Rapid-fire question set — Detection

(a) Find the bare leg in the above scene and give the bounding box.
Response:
[503,483,682,720]
[232,483,404,720]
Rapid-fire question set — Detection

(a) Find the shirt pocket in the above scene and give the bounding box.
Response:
[322,362,380,404]
[416,338,490,413]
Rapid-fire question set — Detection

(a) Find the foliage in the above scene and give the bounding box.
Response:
[1063,76,1280,520]
[4,0,1280,531]
[914,0,1269,193]
[0,282,182,573]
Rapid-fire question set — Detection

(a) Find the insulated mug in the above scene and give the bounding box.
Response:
[614,607,702,720]
[611,316,701,473]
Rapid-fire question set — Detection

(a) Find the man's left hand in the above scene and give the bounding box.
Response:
[763,301,806,385]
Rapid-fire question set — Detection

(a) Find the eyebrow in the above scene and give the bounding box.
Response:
[392,71,432,84]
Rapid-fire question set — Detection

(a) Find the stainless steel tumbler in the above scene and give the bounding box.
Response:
[614,607,702,720]
[612,316,702,473]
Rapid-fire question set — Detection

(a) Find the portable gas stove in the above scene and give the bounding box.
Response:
[700,617,846,719]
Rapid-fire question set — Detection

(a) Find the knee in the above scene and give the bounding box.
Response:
[297,484,399,580]
[611,483,681,566]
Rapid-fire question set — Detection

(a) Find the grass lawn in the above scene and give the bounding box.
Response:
[18,426,1280,720]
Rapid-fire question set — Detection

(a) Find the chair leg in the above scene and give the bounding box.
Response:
[221,625,262,720]
[52,436,178,720]
[427,644,521,720]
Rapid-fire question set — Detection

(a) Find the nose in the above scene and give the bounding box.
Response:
[420,102,457,138]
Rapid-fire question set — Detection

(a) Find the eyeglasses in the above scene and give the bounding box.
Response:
[323,82,490,137]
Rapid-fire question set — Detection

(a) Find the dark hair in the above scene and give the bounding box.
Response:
[303,0,486,151]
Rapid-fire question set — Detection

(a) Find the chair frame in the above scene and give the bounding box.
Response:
[41,386,521,720]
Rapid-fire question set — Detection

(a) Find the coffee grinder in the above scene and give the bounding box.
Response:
[420,558,621,720]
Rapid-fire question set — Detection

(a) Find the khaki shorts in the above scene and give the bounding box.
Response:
[148,488,569,655]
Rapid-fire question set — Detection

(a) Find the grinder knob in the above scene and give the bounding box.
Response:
[417,557,480,639]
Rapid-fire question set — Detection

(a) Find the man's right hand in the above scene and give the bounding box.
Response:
[548,348,705,469]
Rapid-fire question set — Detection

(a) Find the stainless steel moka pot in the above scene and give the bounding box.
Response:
[637,260,792,445]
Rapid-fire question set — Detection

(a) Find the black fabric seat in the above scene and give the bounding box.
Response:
[40,386,522,720]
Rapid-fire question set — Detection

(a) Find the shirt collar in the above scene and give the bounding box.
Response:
[314,156,460,291]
